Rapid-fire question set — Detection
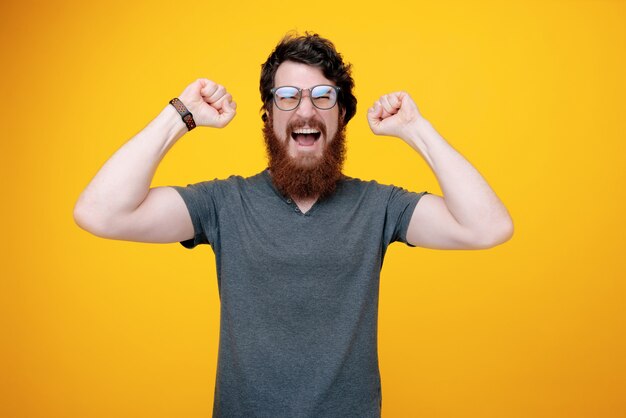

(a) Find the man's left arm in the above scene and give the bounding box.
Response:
[367,91,514,250]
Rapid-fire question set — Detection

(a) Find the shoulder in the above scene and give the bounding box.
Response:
[337,175,406,198]
[335,175,429,216]
[171,171,264,203]
[194,170,267,193]
[339,175,380,190]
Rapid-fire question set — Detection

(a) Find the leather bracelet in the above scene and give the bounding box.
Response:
[169,98,196,131]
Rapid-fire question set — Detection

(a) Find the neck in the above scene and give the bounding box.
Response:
[292,196,318,213]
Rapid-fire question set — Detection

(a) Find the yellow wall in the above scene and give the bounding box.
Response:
[2,0,625,416]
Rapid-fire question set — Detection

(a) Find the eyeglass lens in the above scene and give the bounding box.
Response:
[274,85,338,110]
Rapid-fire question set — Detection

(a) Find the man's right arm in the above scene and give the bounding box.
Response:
[73,79,236,243]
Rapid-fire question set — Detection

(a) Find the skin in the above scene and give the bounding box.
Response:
[271,61,341,167]
[267,61,345,212]
[72,78,236,243]
[74,66,513,250]
[367,91,514,249]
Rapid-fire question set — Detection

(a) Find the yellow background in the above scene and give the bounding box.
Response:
[2,0,625,417]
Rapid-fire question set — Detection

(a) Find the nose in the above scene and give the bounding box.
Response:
[295,90,316,118]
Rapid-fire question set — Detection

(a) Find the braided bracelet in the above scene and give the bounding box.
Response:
[169,98,196,131]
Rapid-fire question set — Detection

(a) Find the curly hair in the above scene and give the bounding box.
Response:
[260,32,357,125]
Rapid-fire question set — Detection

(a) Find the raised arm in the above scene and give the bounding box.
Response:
[73,79,236,243]
[367,91,513,250]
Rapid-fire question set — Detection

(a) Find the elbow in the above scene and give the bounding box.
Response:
[476,216,514,249]
[492,218,514,246]
[73,201,97,235]
[73,200,112,238]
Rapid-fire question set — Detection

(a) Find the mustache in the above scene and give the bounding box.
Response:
[286,117,327,138]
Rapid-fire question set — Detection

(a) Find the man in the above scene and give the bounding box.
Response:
[74,33,513,417]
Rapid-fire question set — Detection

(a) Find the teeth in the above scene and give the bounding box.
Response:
[293,128,320,134]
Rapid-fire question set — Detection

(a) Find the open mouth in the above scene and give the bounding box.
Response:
[291,128,321,146]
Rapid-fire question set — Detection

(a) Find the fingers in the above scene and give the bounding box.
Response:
[199,82,217,99]
[369,91,417,119]
[367,91,417,137]
[222,99,236,120]
[368,93,400,124]
[182,78,237,128]
[367,101,383,124]
[213,94,237,127]
[213,93,237,114]
[197,79,230,105]
[212,93,232,108]
[379,95,399,115]
[200,82,227,105]
[377,92,404,115]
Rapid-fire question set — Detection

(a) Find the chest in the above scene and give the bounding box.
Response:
[214,197,385,274]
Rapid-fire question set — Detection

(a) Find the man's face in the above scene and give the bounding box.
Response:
[263,60,347,200]
[271,61,341,166]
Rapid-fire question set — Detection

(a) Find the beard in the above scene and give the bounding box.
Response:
[262,115,346,200]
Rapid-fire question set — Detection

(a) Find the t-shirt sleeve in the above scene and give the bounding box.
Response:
[171,181,219,249]
[384,186,429,247]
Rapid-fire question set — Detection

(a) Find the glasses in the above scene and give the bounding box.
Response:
[271,85,341,111]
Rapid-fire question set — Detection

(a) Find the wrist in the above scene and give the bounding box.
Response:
[159,104,189,140]
[169,98,196,131]
[401,117,431,144]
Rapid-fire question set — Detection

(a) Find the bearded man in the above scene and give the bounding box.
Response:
[74,33,513,417]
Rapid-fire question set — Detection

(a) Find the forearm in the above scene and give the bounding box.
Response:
[403,118,513,236]
[74,105,187,225]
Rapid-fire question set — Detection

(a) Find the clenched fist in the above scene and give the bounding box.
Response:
[367,91,423,140]
[178,79,237,128]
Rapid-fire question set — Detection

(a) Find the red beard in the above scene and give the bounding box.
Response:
[262,116,346,200]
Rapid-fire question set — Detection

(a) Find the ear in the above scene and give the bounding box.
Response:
[262,105,273,123]
[340,107,346,123]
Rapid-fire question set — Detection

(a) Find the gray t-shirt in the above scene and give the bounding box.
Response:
[173,169,428,418]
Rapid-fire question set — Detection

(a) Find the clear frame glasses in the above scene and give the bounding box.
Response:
[271,85,341,111]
